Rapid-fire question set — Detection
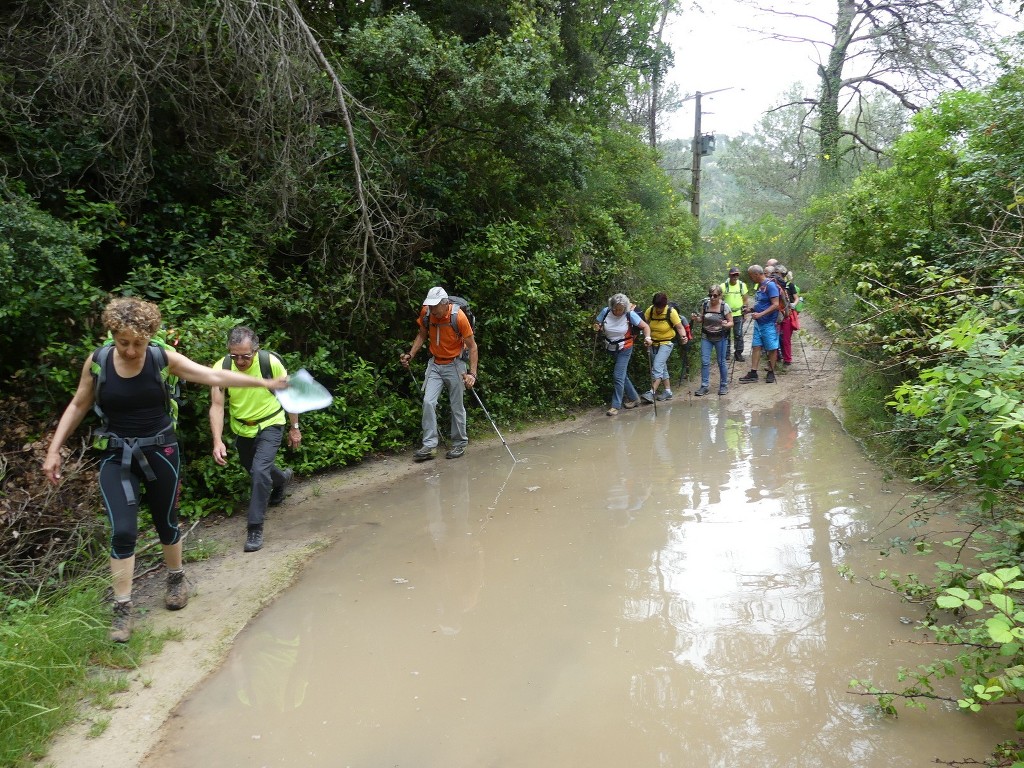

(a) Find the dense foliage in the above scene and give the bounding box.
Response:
[810,49,1024,757]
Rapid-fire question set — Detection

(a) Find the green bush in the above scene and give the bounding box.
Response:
[0,194,105,382]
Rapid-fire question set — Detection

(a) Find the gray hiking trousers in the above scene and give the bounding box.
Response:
[421,358,468,450]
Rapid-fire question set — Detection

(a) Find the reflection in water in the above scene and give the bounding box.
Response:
[232,610,313,714]
[146,401,1009,768]
[423,463,485,636]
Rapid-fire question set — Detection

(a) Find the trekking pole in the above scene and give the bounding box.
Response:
[646,345,657,416]
[728,334,737,383]
[730,314,752,384]
[677,340,688,389]
[798,326,811,373]
[470,387,517,462]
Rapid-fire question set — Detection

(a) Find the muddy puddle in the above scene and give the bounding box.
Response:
[145,399,1008,767]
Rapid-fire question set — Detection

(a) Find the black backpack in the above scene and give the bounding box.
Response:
[644,302,692,343]
[91,340,181,449]
[219,349,282,404]
[217,349,285,430]
[697,297,734,340]
[220,348,275,379]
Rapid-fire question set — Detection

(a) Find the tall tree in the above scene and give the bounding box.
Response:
[745,0,1012,187]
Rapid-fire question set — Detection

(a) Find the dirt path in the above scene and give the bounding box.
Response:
[41,314,841,768]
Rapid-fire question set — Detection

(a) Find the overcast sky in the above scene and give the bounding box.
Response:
[659,0,1023,141]
[660,0,829,140]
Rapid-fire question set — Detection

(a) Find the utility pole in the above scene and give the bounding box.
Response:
[683,87,733,221]
[690,91,703,219]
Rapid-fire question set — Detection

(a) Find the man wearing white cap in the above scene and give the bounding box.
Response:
[400,287,479,461]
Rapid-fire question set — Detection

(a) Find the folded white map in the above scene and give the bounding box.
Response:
[274,368,333,413]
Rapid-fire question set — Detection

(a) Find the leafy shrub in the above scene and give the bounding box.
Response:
[0,194,105,382]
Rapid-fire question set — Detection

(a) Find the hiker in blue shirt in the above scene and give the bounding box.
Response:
[738,264,780,384]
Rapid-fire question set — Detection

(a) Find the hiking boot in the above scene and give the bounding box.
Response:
[694,385,710,397]
[718,385,729,396]
[766,370,777,384]
[110,600,133,643]
[244,524,264,553]
[606,407,619,416]
[640,390,655,404]
[165,569,189,610]
[739,370,758,383]
[622,399,641,409]
[656,390,673,401]
[445,445,466,460]
[734,352,745,362]
[269,468,293,507]
[413,446,437,462]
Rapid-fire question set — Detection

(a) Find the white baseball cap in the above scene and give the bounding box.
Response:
[423,286,448,306]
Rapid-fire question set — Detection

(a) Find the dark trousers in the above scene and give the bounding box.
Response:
[99,444,182,558]
[235,425,287,526]
[726,314,744,358]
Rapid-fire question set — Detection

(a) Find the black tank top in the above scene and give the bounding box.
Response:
[99,348,173,438]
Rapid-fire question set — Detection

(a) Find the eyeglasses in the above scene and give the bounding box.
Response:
[229,348,258,361]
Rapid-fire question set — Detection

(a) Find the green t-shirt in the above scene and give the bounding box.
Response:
[213,353,288,438]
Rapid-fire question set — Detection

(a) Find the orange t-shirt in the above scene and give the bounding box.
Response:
[418,305,473,364]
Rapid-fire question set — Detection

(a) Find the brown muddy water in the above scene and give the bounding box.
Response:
[146,400,1008,767]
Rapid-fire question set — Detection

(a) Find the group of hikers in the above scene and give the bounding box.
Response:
[39,271,801,644]
[594,261,802,414]
[42,287,480,643]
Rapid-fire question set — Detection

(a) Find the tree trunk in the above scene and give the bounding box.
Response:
[648,0,671,148]
[818,0,855,189]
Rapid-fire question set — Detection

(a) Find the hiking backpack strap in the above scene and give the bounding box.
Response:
[220,350,283,424]
[91,344,176,506]
[91,344,113,430]
[220,349,275,379]
[92,343,173,430]
[258,349,273,379]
